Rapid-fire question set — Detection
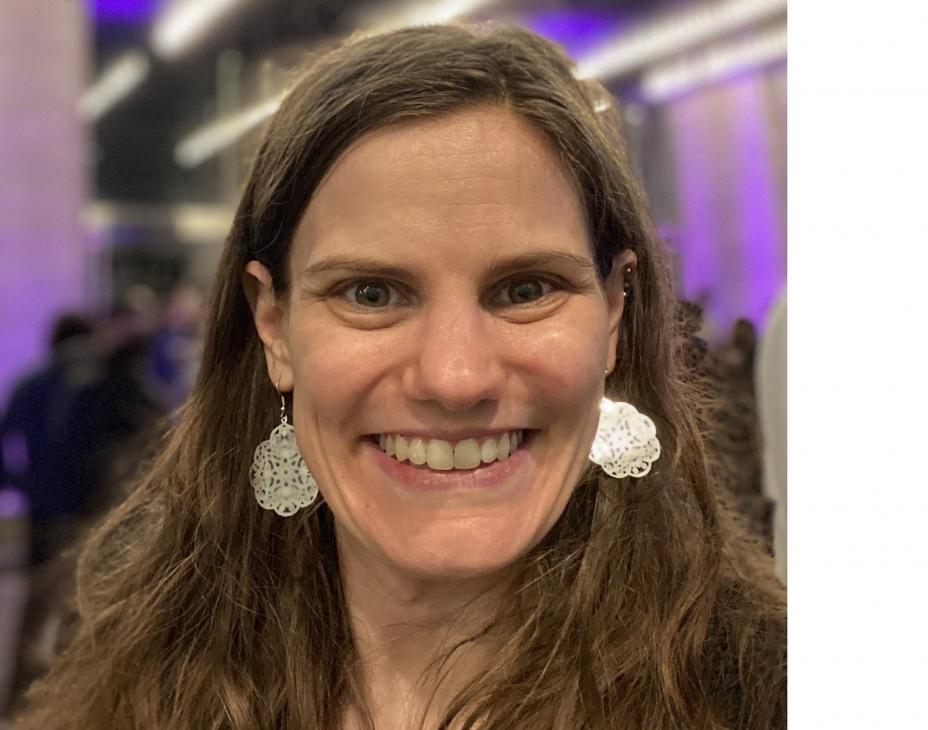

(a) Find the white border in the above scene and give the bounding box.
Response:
[790,4,928,727]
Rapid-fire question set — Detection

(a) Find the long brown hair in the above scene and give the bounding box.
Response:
[16,24,785,729]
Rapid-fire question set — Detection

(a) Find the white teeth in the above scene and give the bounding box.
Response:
[426,439,454,470]
[408,437,427,465]
[394,435,409,461]
[377,430,525,470]
[497,433,511,461]
[453,438,481,469]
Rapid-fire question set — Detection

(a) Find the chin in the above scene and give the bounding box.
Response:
[396,534,534,579]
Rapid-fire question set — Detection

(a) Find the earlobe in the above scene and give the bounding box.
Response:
[242,261,295,391]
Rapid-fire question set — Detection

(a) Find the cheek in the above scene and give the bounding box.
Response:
[288,318,386,440]
[514,306,611,414]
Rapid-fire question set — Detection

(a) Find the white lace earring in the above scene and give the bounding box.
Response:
[589,282,659,479]
[250,384,319,516]
[589,396,661,479]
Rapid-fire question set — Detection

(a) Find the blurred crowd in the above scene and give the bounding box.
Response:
[0,284,205,708]
[1,284,205,564]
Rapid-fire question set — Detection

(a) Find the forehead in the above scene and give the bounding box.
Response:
[294,106,588,263]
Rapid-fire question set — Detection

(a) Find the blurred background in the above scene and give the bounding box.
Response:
[0,0,786,717]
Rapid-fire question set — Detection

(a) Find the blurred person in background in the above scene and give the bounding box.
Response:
[1,314,96,716]
[58,285,166,522]
[705,318,772,545]
[15,25,785,729]
[673,306,773,553]
[674,298,710,375]
[150,283,206,412]
[0,314,96,567]
[4,291,168,709]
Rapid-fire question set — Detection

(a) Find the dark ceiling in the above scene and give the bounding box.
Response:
[90,0,680,206]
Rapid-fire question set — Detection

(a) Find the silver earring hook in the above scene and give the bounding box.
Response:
[276,377,287,425]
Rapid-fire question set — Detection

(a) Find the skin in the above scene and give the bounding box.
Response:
[245,106,635,725]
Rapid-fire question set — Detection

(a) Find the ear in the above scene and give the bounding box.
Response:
[604,249,638,375]
[242,261,294,392]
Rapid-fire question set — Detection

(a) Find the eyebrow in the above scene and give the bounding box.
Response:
[300,250,596,280]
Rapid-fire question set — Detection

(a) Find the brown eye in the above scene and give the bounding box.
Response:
[504,278,553,305]
[352,282,392,307]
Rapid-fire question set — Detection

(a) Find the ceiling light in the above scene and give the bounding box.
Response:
[172,0,503,168]
[174,92,285,168]
[575,0,786,81]
[359,0,499,34]
[152,0,251,59]
[78,51,150,121]
[84,201,234,243]
[640,23,786,103]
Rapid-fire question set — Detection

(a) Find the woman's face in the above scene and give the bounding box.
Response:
[248,106,632,580]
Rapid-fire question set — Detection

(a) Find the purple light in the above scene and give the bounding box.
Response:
[524,10,627,60]
[88,0,163,24]
[0,489,28,519]
[668,97,722,324]
[666,69,786,338]
[1,0,88,412]
[730,74,785,329]
[1,433,28,476]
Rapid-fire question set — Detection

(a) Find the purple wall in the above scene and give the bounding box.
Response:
[0,1,90,405]
[662,67,787,337]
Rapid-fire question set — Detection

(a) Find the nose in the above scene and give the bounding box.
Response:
[404,298,506,412]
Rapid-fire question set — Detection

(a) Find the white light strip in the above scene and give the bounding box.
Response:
[174,0,503,168]
[174,92,286,168]
[640,23,786,103]
[152,0,249,59]
[576,0,786,81]
[78,52,150,121]
[84,201,234,242]
[361,0,499,33]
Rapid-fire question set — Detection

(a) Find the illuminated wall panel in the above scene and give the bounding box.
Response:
[0,1,89,403]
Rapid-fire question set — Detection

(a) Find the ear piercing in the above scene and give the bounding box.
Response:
[623,265,633,298]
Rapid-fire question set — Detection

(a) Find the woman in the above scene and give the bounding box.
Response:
[16,24,786,729]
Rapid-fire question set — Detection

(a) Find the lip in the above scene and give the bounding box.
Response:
[363,433,535,492]
[368,428,524,442]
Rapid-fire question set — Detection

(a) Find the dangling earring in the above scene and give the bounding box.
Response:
[250,383,319,517]
[589,383,661,478]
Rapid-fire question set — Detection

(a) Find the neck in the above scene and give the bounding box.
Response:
[337,534,513,728]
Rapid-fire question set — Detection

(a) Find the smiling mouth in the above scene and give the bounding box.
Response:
[368,430,532,471]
